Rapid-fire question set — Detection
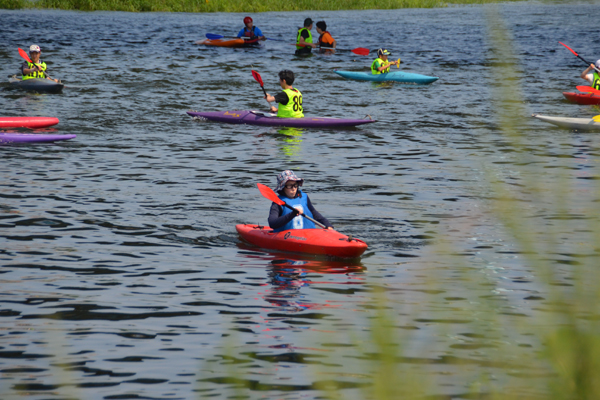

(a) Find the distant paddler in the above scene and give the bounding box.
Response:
[316,21,336,53]
[371,48,400,75]
[20,45,60,83]
[295,18,317,56]
[264,70,303,118]
[580,59,600,90]
[237,16,265,41]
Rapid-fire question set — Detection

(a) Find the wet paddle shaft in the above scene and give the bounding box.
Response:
[559,42,600,73]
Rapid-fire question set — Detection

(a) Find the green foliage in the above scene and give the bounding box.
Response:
[0,0,523,12]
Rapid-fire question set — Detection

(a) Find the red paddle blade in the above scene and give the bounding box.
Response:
[559,41,578,56]
[18,47,32,63]
[576,85,600,95]
[251,70,264,86]
[351,47,370,56]
[257,183,284,206]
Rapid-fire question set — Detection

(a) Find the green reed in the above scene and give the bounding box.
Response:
[1,0,522,12]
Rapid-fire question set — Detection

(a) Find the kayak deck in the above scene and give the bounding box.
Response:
[197,38,260,47]
[8,76,64,94]
[187,110,376,128]
[335,70,439,84]
[0,132,76,144]
[236,224,368,258]
[0,116,59,129]
[563,91,600,106]
[532,114,600,131]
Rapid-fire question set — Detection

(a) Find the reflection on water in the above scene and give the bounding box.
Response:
[1,3,600,400]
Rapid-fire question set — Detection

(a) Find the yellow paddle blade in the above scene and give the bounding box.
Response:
[593,115,600,122]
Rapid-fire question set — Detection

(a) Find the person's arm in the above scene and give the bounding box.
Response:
[237,28,245,38]
[265,91,289,113]
[268,202,298,229]
[581,64,595,82]
[298,29,317,48]
[255,27,265,40]
[306,196,333,229]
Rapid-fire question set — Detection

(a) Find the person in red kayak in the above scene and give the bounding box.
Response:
[20,45,59,83]
[295,18,317,56]
[316,21,336,53]
[580,59,600,90]
[265,70,304,118]
[268,170,333,232]
[371,48,400,74]
[237,16,265,41]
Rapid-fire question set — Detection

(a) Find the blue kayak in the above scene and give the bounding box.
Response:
[335,70,438,84]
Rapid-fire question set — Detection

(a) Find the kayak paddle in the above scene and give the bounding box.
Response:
[18,48,57,82]
[257,183,326,229]
[559,42,600,72]
[576,85,600,95]
[251,70,270,105]
[293,44,370,56]
[206,33,251,40]
[593,115,600,122]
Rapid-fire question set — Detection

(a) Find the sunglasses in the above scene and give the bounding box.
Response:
[284,183,299,189]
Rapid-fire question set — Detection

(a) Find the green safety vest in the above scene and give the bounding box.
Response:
[371,57,390,75]
[23,61,47,80]
[593,72,600,90]
[277,88,303,118]
[296,28,312,50]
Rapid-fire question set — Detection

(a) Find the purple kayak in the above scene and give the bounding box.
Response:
[0,132,76,145]
[187,110,376,128]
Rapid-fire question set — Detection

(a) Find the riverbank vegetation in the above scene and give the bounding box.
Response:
[1,0,522,12]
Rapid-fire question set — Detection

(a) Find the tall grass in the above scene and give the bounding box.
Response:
[1,0,524,12]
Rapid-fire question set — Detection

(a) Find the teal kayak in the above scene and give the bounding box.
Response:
[335,70,438,84]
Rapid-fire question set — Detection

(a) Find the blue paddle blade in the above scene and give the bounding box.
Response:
[206,33,224,39]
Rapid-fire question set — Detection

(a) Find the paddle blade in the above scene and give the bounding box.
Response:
[351,47,370,56]
[576,85,600,95]
[18,48,32,63]
[251,70,264,86]
[257,183,284,205]
[206,33,224,39]
[559,41,578,56]
[593,115,600,122]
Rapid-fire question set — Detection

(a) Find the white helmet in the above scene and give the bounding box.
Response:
[29,44,41,53]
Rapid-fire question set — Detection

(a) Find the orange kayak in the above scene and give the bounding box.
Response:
[236,224,368,258]
[198,38,260,48]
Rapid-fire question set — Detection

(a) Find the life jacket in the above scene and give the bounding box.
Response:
[242,26,259,39]
[23,60,47,80]
[371,57,390,75]
[296,27,312,50]
[318,31,334,47]
[274,191,316,232]
[593,72,600,90]
[277,88,304,118]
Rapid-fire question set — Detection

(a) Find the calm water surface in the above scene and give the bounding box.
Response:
[1,2,600,399]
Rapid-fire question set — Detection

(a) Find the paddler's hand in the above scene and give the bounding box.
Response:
[265,93,275,103]
[269,106,277,113]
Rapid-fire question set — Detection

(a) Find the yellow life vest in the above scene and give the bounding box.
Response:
[277,88,303,118]
[23,61,47,80]
[593,72,600,90]
[370,57,390,75]
[296,28,313,50]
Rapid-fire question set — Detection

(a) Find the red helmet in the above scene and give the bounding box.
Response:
[243,16,252,24]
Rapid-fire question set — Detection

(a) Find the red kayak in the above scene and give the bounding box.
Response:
[0,116,59,129]
[236,224,368,258]
[563,92,600,105]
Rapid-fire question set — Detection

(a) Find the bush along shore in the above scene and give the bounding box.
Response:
[1,0,522,12]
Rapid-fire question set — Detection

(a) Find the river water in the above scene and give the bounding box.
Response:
[1,2,600,399]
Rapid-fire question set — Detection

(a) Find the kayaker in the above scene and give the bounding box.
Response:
[316,21,336,53]
[265,70,304,118]
[295,18,317,56]
[21,45,59,83]
[580,60,600,90]
[268,170,333,232]
[371,48,398,75]
[237,16,265,41]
